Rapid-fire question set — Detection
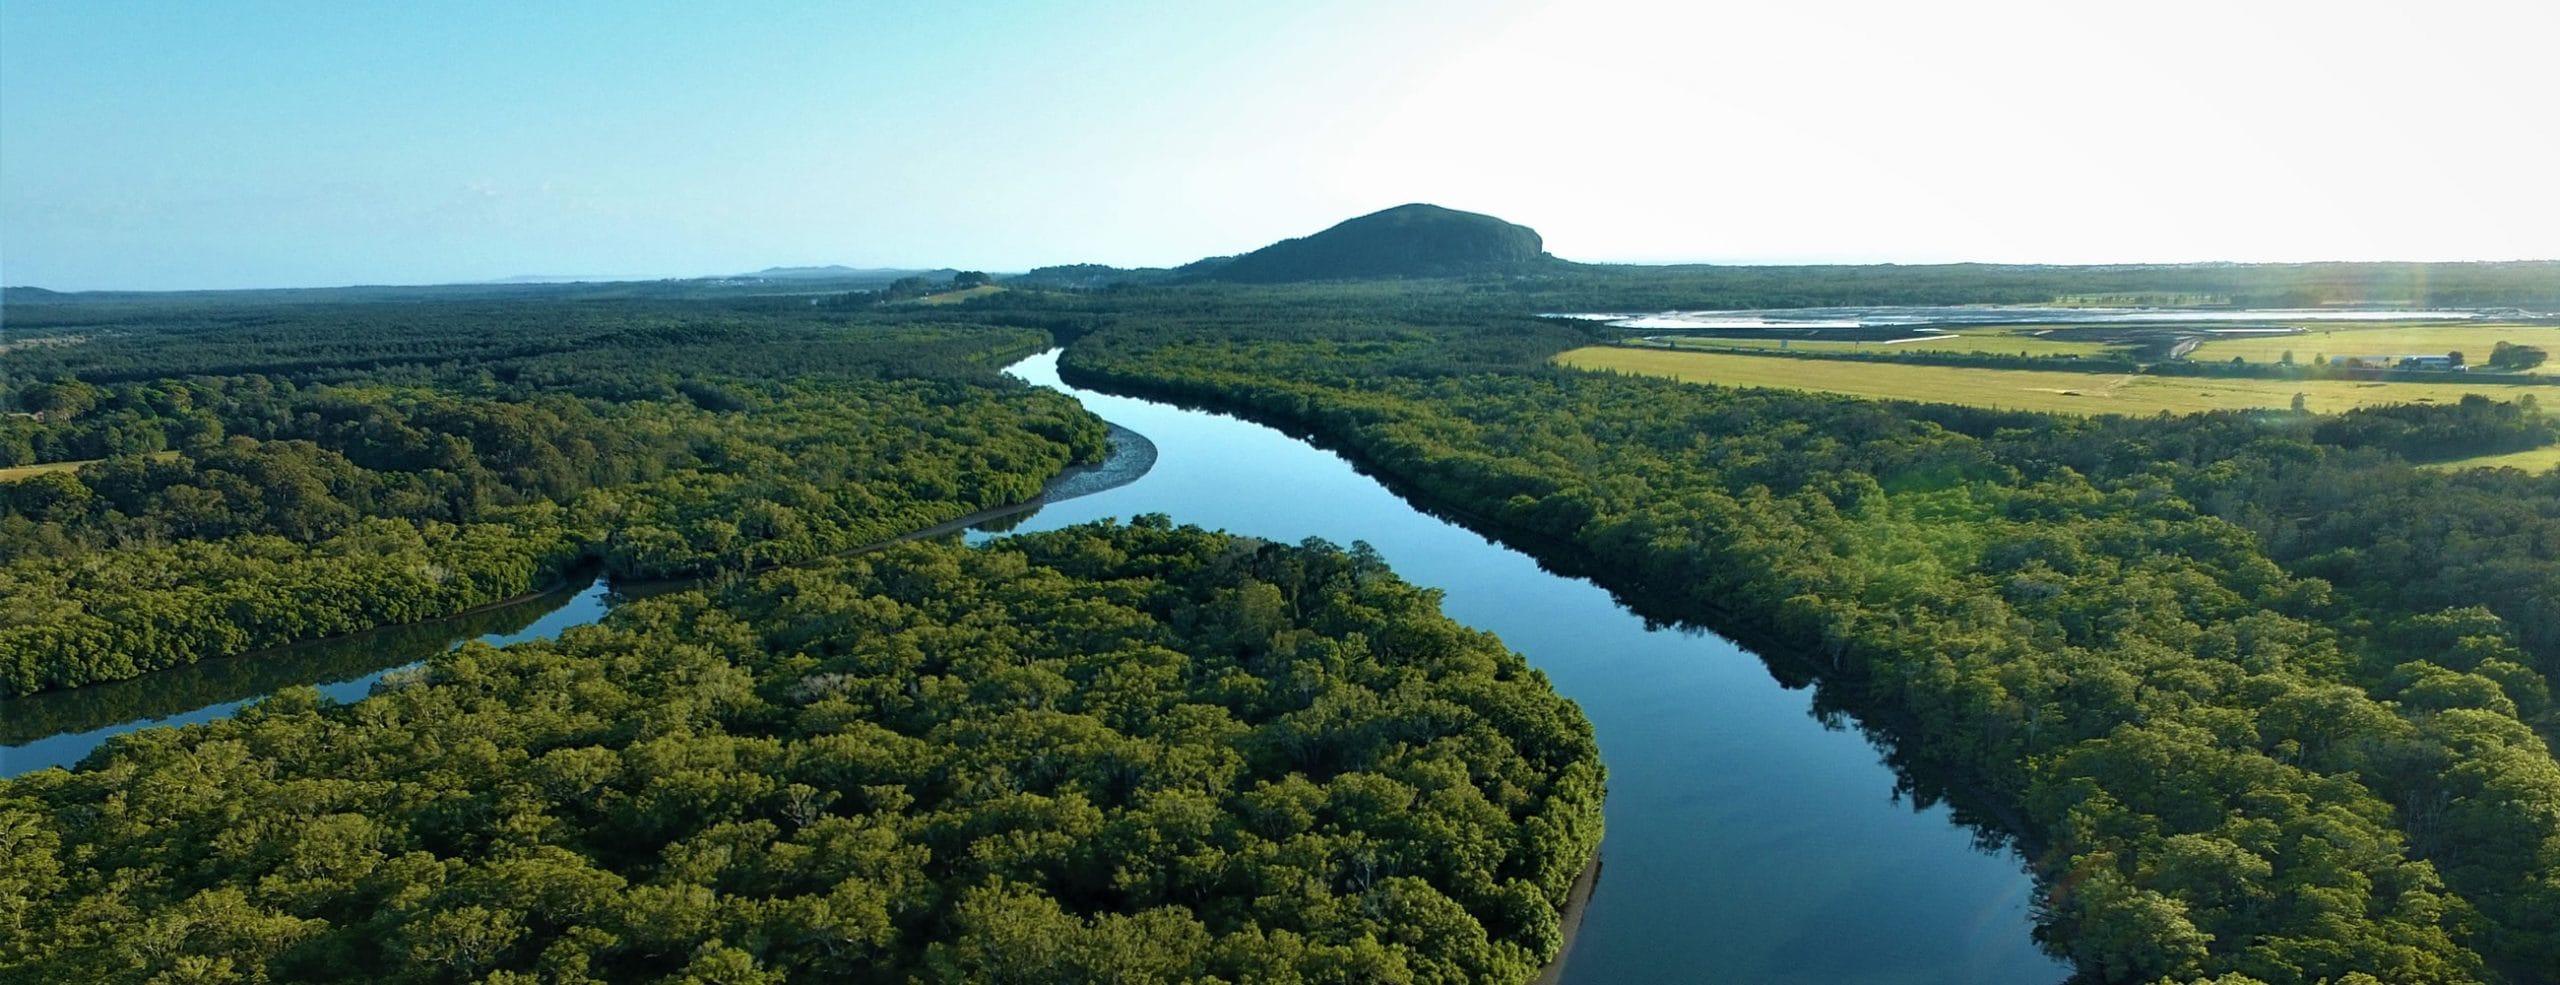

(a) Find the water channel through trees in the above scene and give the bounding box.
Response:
[3,349,2067,983]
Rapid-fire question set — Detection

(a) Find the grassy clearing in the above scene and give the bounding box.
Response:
[913,285,1005,306]
[1559,346,2549,416]
[0,459,93,482]
[2189,323,2560,372]
[1652,326,2114,359]
[0,334,88,354]
[2422,445,2560,474]
[0,450,180,483]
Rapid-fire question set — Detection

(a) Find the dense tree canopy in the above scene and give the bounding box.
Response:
[0,312,1104,696]
[0,521,1604,984]
[1058,302,2560,984]
[13,275,2560,982]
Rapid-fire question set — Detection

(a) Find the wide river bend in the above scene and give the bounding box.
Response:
[2,349,2067,984]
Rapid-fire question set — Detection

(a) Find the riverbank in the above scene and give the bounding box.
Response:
[1052,355,2049,857]
[1007,349,2063,983]
[1533,852,1605,985]
[872,422,1157,541]
[0,578,603,766]
[0,420,1158,774]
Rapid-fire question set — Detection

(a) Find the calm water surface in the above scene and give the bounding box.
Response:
[4,349,2066,983]
[0,577,614,776]
[990,351,2066,985]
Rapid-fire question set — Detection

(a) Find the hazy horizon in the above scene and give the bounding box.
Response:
[16,245,2560,297]
[7,0,2556,292]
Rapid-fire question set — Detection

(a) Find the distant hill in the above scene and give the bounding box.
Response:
[488,274,624,285]
[1003,205,1550,289]
[745,265,959,283]
[1206,203,1551,283]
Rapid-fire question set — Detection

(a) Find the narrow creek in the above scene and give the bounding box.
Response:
[2,349,2066,983]
[0,418,1153,778]
[2,578,616,776]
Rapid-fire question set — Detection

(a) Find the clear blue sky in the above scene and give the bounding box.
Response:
[5,0,2554,290]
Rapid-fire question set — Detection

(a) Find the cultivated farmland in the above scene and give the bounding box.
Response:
[1558,346,2552,416]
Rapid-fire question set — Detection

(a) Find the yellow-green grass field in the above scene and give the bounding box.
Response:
[0,451,179,483]
[1559,346,2555,416]
[912,285,1005,305]
[2422,445,2560,473]
[2188,323,2560,372]
[0,460,92,483]
[1652,326,2114,359]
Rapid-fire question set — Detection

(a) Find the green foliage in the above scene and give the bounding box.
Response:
[2490,341,2550,371]
[2306,394,2556,462]
[1055,304,2560,983]
[0,578,596,746]
[0,523,1603,984]
[0,310,1103,696]
[17,270,2560,982]
[994,244,2560,312]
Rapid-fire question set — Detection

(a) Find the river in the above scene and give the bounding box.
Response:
[2,349,2067,983]
[991,351,2065,984]
[0,577,619,775]
[0,419,1155,778]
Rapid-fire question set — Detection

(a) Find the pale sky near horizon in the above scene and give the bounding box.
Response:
[3,0,2554,291]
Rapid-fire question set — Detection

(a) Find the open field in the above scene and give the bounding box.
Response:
[2188,323,2560,371]
[913,285,1005,305]
[0,451,179,483]
[2424,445,2560,474]
[0,334,87,354]
[0,460,92,482]
[1651,326,2116,358]
[1559,346,2548,416]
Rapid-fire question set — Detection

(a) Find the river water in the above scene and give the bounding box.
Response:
[2,349,2067,983]
[0,420,1154,777]
[991,351,2065,984]
[0,577,618,775]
